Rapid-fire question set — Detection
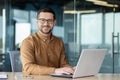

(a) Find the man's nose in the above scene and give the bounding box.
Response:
[43,21,49,25]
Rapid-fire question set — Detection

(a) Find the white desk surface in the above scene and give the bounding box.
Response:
[0,72,120,80]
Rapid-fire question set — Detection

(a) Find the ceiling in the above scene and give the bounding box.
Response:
[11,0,71,5]
[65,0,120,12]
[0,0,120,12]
[0,0,72,9]
[11,0,73,10]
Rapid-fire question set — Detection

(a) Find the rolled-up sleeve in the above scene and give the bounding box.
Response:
[59,40,70,67]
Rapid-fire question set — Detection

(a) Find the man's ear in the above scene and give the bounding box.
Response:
[54,20,56,26]
[36,19,39,24]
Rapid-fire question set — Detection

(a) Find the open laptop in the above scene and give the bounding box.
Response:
[50,49,107,78]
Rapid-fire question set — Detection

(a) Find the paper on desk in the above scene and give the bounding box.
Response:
[15,74,23,79]
[0,74,8,78]
[15,74,33,80]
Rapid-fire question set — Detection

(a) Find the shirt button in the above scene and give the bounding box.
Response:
[43,39,46,41]
[48,53,50,56]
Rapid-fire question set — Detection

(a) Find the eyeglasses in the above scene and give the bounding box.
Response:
[37,18,54,24]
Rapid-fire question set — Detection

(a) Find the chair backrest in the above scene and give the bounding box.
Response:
[8,51,22,72]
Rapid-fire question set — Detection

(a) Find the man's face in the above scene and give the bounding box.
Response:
[37,12,56,34]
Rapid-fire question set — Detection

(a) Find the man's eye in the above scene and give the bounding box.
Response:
[48,20,51,22]
[41,19,45,21]
[48,20,53,22]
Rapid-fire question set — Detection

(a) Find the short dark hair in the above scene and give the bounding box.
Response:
[37,7,56,20]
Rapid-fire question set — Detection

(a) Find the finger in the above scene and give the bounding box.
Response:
[73,66,76,70]
[62,71,72,75]
[63,68,74,74]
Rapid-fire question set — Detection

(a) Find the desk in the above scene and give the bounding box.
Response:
[0,72,120,80]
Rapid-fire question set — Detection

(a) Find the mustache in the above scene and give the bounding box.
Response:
[42,25,50,28]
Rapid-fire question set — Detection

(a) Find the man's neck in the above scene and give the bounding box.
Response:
[39,31,51,39]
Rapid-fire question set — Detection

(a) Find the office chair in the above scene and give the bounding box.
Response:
[0,53,5,71]
[8,51,22,72]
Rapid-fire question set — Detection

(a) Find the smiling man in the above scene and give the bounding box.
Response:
[20,7,74,75]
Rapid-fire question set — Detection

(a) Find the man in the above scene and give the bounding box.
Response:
[20,7,74,75]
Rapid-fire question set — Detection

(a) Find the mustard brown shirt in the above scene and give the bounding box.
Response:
[20,31,69,75]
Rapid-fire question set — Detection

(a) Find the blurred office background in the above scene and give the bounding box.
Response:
[0,0,120,73]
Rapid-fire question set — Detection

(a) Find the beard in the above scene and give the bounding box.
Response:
[40,25,53,34]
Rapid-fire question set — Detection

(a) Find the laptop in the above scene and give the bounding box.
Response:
[50,49,107,78]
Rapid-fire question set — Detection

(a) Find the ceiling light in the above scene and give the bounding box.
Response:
[64,10,96,14]
[86,0,118,8]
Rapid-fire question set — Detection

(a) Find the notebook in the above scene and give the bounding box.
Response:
[0,74,8,79]
[50,49,107,78]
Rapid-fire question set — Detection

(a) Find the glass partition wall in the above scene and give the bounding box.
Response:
[63,0,120,73]
[0,0,6,70]
[1,0,120,73]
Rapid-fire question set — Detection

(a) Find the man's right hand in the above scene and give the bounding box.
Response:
[54,66,75,75]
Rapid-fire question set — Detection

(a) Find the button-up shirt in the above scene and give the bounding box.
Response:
[20,31,69,75]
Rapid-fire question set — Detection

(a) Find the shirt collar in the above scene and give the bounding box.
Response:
[36,31,54,42]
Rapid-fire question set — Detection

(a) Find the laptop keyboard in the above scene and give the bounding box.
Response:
[50,74,73,78]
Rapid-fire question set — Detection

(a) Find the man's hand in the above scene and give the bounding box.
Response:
[54,66,75,75]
